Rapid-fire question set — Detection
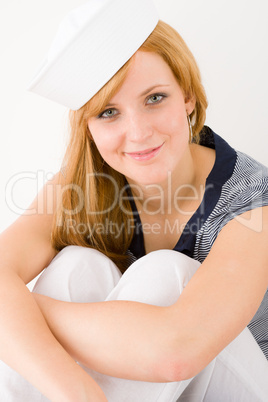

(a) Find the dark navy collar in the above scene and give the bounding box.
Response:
[128,127,237,259]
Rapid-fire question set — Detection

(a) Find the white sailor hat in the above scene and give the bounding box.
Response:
[27,0,159,110]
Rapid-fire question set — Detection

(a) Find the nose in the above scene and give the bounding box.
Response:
[126,113,153,143]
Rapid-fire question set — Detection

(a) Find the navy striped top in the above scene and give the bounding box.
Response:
[128,126,268,359]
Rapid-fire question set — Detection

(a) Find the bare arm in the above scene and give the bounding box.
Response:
[34,207,268,383]
[0,175,107,401]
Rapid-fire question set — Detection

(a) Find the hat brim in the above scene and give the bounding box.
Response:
[27,0,159,110]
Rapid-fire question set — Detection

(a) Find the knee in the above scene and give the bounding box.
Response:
[41,245,119,279]
[107,250,200,306]
[51,245,107,265]
[128,249,200,281]
[48,245,120,273]
[33,246,121,302]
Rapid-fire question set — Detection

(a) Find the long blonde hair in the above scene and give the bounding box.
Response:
[51,20,208,272]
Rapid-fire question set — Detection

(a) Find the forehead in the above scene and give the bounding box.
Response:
[110,51,179,100]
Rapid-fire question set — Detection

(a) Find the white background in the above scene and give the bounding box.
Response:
[0,0,268,232]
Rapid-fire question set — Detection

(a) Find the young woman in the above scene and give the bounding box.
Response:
[0,0,267,401]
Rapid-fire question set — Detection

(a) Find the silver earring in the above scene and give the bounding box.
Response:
[187,114,193,143]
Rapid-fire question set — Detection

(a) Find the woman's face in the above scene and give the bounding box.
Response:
[87,51,195,186]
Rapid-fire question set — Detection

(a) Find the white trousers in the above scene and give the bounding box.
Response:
[0,246,268,402]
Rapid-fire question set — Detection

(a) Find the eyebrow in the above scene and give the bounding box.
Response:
[140,84,170,97]
[105,84,170,107]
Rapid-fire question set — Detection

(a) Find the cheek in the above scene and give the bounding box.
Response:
[88,124,122,160]
[155,104,187,136]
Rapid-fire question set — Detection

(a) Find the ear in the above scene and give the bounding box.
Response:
[185,95,196,116]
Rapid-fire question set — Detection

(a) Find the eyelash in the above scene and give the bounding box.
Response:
[147,93,167,104]
[97,93,167,119]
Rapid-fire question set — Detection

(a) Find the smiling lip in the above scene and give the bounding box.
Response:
[124,144,164,161]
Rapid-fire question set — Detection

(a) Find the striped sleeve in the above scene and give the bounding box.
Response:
[220,150,268,229]
[194,151,268,263]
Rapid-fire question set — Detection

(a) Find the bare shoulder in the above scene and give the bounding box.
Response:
[0,172,64,283]
[202,205,268,310]
[207,205,268,275]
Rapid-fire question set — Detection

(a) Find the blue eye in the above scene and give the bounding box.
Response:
[147,94,165,104]
[98,109,117,119]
